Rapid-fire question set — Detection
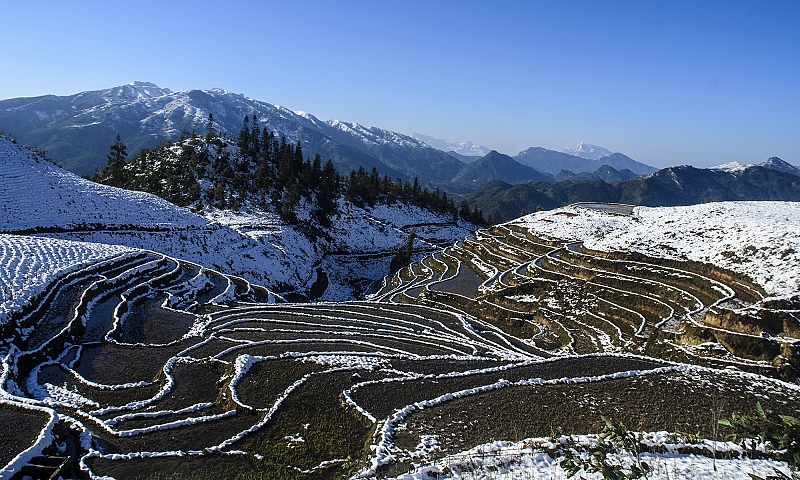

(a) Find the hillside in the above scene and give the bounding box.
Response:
[469,162,800,222]
[511,202,800,297]
[0,137,476,300]
[2,199,798,479]
[0,137,206,232]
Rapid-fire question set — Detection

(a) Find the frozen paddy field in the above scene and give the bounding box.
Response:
[0,202,799,479]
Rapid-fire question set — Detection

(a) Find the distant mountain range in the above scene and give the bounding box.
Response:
[408,132,491,158]
[468,157,800,222]
[514,147,656,176]
[0,82,659,194]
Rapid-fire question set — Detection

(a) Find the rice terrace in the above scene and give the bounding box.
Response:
[2,3,800,477]
[2,200,799,479]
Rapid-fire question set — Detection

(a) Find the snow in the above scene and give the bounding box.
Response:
[0,138,206,232]
[710,161,749,172]
[395,437,792,480]
[408,133,490,157]
[0,138,474,302]
[564,142,614,160]
[0,235,135,325]
[510,202,800,297]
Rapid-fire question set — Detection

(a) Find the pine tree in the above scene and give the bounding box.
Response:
[106,133,128,187]
[389,228,416,274]
[238,115,250,151]
[206,113,215,140]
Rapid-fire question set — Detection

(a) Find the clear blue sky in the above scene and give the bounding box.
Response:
[1,0,798,167]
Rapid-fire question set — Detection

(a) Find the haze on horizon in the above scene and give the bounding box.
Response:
[1,0,798,168]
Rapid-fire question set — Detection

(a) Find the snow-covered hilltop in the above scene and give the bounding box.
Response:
[0,137,207,232]
[710,156,800,176]
[509,202,800,298]
[0,138,475,301]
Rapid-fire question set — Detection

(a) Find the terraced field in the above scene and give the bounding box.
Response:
[1,204,799,479]
[373,206,800,381]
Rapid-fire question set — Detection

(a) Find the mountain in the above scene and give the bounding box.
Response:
[563,142,613,160]
[712,156,800,177]
[553,165,639,183]
[514,146,656,176]
[761,157,800,176]
[409,132,491,157]
[468,161,800,222]
[0,82,465,185]
[451,150,553,188]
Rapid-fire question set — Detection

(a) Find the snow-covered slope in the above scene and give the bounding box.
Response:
[0,137,207,231]
[563,142,613,160]
[0,235,135,324]
[0,138,474,301]
[509,202,800,298]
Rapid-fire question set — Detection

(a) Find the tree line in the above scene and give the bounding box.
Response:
[92,115,489,234]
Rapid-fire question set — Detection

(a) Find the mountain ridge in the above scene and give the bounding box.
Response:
[514,146,656,176]
[0,82,463,186]
[2,82,660,194]
[468,161,800,222]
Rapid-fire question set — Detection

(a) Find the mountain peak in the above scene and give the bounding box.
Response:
[129,81,160,88]
[711,157,800,177]
[564,142,613,160]
[102,81,172,101]
[409,133,491,157]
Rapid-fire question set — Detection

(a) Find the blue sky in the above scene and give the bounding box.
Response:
[1,0,798,167]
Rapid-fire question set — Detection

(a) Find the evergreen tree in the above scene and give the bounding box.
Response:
[106,133,128,187]
[238,115,250,152]
[389,228,416,274]
[206,113,215,140]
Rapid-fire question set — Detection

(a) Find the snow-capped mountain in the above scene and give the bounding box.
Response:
[409,132,491,158]
[563,142,613,160]
[711,157,800,177]
[0,82,463,184]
